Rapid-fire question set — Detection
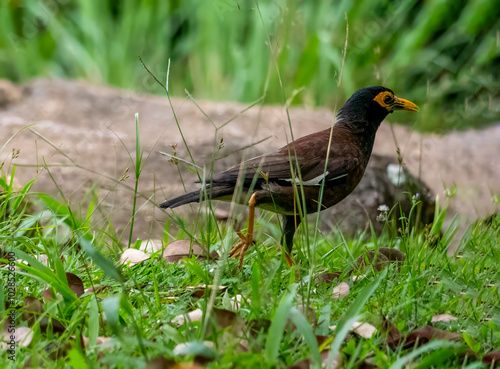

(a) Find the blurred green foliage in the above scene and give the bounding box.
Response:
[0,0,498,131]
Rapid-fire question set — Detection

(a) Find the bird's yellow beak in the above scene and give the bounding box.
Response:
[394,96,419,112]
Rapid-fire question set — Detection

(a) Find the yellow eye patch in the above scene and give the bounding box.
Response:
[373,91,395,108]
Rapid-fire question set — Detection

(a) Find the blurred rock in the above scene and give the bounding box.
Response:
[0,79,24,108]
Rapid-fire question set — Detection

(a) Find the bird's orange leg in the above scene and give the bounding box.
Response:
[281,214,300,267]
[229,193,257,269]
[285,253,294,267]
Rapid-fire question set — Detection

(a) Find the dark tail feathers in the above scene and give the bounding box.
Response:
[159,190,201,209]
[159,185,234,209]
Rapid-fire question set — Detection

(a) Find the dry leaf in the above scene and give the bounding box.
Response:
[15,327,34,347]
[323,351,342,369]
[96,336,111,345]
[352,321,377,339]
[315,335,330,348]
[290,350,341,369]
[45,318,66,334]
[186,285,227,298]
[43,273,84,301]
[379,248,406,262]
[0,326,33,348]
[162,240,207,262]
[66,272,84,297]
[37,254,49,267]
[383,318,460,350]
[248,319,271,339]
[146,358,206,369]
[172,309,203,326]
[332,282,350,299]
[228,294,248,310]
[315,271,342,284]
[357,359,378,369]
[329,322,376,339]
[22,296,65,333]
[22,297,44,326]
[211,308,238,329]
[80,336,89,346]
[431,314,458,323]
[354,251,389,272]
[173,363,206,369]
[289,358,312,369]
[483,349,500,367]
[354,248,405,273]
[382,316,402,348]
[209,308,246,339]
[81,335,112,347]
[43,288,55,303]
[120,248,150,266]
[145,356,176,369]
[402,325,460,349]
[45,341,73,360]
[85,286,109,294]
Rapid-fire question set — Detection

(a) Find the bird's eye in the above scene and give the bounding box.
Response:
[383,94,393,104]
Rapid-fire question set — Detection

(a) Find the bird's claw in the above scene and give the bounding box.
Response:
[236,230,256,245]
[229,232,253,269]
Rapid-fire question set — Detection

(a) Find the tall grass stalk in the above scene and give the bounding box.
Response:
[128,113,143,247]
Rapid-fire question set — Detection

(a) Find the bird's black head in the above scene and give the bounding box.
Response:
[337,86,419,129]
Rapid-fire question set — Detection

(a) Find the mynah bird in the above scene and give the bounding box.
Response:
[160,86,418,268]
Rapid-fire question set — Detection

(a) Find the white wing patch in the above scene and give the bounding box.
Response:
[284,171,330,186]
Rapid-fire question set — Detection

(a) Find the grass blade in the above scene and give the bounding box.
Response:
[78,233,123,283]
[326,269,387,366]
[265,283,298,364]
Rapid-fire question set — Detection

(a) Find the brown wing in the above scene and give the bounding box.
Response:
[209,150,310,185]
[208,128,357,186]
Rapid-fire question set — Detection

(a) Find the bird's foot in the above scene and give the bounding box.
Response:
[229,230,254,269]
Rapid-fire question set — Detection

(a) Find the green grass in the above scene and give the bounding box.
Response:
[0,0,499,131]
[1,157,499,368]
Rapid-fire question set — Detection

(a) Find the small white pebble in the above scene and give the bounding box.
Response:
[431,314,458,323]
[332,282,350,299]
[171,308,203,326]
[351,274,366,282]
[229,294,250,310]
[329,321,377,339]
[138,239,163,254]
[173,340,215,356]
[119,248,150,266]
[352,321,377,339]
